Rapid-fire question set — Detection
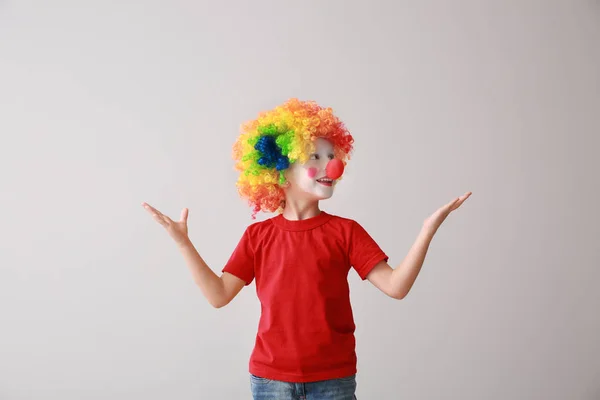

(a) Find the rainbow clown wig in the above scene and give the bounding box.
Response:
[232,98,354,218]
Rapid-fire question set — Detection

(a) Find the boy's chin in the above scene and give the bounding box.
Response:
[291,187,335,201]
[296,193,334,202]
[313,192,334,201]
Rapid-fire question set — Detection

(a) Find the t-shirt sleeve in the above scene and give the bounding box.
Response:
[222,226,255,285]
[349,220,388,280]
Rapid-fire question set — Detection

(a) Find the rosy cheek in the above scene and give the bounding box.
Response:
[306,167,317,178]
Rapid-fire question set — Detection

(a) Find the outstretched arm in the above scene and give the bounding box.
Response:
[367,192,471,299]
[142,202,245,308]
[177,238,246,308]
[367,226,434,299]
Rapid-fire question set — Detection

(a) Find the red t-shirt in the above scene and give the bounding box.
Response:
[222,211,388,383]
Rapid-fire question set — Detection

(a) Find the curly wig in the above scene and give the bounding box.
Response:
[232,98,354,217]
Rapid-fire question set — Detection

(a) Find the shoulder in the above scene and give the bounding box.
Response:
[326,213,360,228]
[326,213,379,240]
[242,214,278,235]
[233,217,276,252]
[323,213,363,236]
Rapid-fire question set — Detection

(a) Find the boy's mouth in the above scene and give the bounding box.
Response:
[316,177,333,186]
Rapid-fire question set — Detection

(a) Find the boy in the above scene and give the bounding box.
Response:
[142,99,471,399]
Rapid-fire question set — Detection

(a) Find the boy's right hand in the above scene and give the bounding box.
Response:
[142,202,190,247]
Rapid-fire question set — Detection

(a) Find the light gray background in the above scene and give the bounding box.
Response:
[1,1,599,399]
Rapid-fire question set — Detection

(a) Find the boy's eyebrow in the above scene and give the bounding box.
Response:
[311,148,334,154]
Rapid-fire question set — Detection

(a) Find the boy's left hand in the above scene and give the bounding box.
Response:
[423,191,472,234]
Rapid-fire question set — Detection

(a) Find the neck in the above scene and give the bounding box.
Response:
[282,196,321,221]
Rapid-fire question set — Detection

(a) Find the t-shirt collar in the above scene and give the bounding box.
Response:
[271,211,333,231]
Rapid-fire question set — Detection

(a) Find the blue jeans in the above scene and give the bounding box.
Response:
[250,374,357,400]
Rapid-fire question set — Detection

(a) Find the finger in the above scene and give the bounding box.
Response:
[443,197,461,210]
[457,191,472,204]
[180,208,189,223]
[142,202,164,217]
[459,191,472,201]
[450,192,472,210]
[142,203,173,226]
[151,212,169,227]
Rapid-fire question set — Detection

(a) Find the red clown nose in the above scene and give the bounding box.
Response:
[326,158,344,180]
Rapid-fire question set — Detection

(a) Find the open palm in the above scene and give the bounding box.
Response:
[142,202,190,246]
[423,191,472,233]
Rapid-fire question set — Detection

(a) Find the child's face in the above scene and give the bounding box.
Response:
[284,138,340,201]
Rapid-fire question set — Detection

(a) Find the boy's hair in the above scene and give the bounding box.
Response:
[232,98,354,218]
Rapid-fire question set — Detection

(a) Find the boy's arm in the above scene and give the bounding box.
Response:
[178,238,246,308]
[366,226,434,300]
[366,192,471,299]
[141,202,246,309]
